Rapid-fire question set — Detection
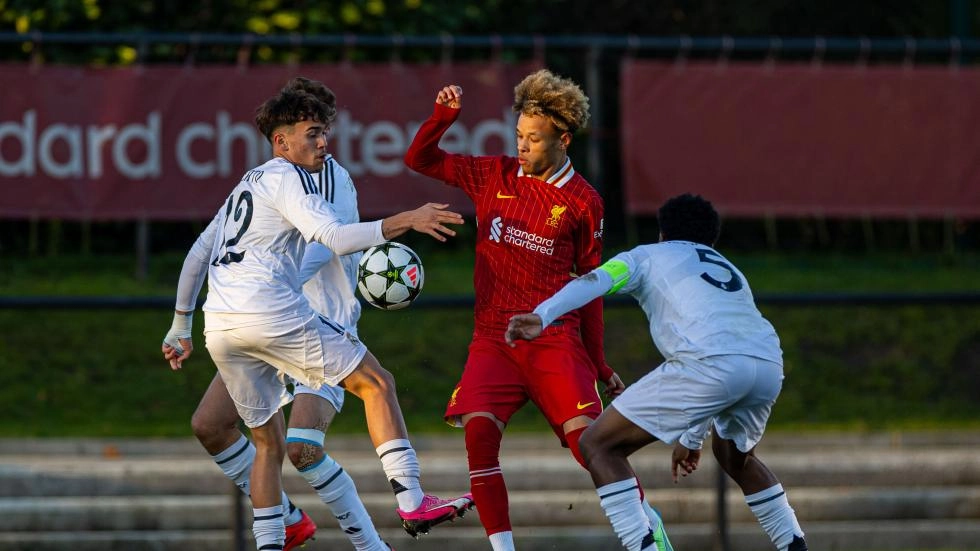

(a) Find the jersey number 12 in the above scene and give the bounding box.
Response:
[212,191,254,266]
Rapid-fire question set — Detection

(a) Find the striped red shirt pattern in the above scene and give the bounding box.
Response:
[405,104,611,380]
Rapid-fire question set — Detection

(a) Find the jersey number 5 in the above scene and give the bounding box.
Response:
[696,248,743,292]
[212,191,254,266]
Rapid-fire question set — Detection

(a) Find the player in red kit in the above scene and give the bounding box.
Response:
[404,69,625,551]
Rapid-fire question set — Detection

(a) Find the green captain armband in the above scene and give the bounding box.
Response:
[597,259,630,295]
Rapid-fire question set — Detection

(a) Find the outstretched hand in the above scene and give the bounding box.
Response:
[406,202,464,241]
[671,443,701,483]
[436,85,462,109]
[504,313,544,347]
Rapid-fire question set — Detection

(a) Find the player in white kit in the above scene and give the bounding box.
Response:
[506,194,807,551]
[162,87,473,551]
[180,78,402,550]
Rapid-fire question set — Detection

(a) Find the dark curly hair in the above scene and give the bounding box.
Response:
[283,76,337,126]
[254,89,328,141]
[658,193,720,246]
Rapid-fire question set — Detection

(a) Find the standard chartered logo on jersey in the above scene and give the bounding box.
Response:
[0,109,516,180]
[489,216,555,256]
[490,216,503,243]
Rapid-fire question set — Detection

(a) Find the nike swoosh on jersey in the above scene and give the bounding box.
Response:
[496,191,517,199]
[576,401,596,410]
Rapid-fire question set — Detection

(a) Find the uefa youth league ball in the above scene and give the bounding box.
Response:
[357,242,424,310]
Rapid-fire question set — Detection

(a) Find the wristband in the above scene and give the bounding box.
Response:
[170,311,193,339]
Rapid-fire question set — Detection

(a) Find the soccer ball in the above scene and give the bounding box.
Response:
[357,241,424,310]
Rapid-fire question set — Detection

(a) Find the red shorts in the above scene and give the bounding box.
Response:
[445,333,603,443]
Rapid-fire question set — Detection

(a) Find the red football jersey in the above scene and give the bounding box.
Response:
[406,104,610,378]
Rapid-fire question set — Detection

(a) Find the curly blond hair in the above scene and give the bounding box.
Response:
[512,69,590,134]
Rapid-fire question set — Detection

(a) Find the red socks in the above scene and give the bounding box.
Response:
[565,426,588,469]
[465,416,511,535]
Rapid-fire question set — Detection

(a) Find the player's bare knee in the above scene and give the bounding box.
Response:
[191,400,240,438]
[344,355,396,398]
[578,426,603,463]
[190,412,225,443]
[285,441,302,466]
[253,434,286,459]
[189,413,208,440]
[713,441,750,479]
[355,364,395,398]
[374,366,396,393]
[711,439,730,467]
[286,441,319,470]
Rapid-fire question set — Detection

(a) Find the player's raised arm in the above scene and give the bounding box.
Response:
[404,85,465,181]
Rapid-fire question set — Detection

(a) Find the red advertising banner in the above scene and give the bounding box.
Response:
[0,62,539,220]
[621,61,980,218]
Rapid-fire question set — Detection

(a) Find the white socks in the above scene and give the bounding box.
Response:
[489,530,516,551]
[376,438,424,512]
[212,434,254,494]
[252,505,284,550]
[299,453,386,551]
[212,435,301,526]
[597,478,653,551]
[745,484,805,550]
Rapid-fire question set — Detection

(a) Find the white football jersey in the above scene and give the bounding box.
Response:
[202,156,383,330]
[301,155,363,333]
[611,240,782,364]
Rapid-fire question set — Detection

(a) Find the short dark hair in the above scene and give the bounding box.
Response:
[657,193,720,246]
[283,77,337,125]
[254,89,328,141]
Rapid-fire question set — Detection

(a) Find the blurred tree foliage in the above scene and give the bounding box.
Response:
[0,0,961,36]
[0,0,971,64]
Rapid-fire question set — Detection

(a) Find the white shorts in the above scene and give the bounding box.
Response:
[289,323,356,413]
[611,355,783,453]
[292,380,345,412]
[204,313,366,428]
